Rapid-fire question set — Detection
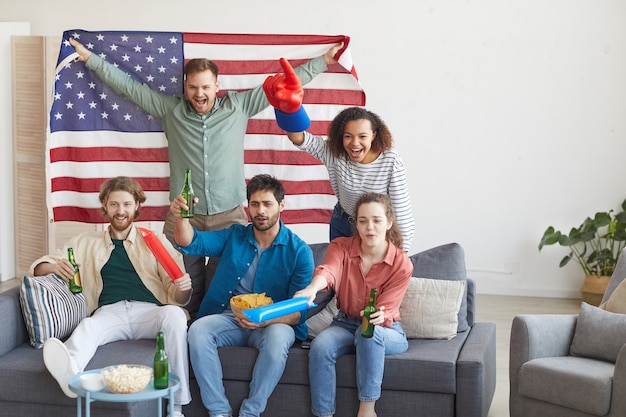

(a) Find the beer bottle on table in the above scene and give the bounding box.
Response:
[180,168,194,218]
[361,288,378,338]
[67,248,83,294]
[154,331,169,389]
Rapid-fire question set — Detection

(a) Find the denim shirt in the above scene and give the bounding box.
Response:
[176,221,314,340]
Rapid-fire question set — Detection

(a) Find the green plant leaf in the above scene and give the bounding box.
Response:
[538,227,560,250]
[539,199,626,276]
[593,212,612,227]
[559,253,573,267]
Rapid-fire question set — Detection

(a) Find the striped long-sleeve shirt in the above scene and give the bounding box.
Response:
[298,132,416,251]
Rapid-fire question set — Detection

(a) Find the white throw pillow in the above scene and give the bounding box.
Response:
[399,277,466,340]
[19,274,87,349]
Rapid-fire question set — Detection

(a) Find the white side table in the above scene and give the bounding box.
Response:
[68,369,180,417]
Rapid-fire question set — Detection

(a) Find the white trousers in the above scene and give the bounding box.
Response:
[65,300,191,405]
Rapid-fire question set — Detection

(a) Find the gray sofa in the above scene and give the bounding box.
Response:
[0,242,496,417]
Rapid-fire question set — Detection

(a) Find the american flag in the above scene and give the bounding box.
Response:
[49,29,365,224]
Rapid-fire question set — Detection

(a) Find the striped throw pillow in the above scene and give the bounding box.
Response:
[19,274,87,349]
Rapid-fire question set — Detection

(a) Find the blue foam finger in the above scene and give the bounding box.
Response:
[243,297,316,323]
[274,107,311,132]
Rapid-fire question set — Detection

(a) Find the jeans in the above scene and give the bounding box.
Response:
[187,311,296,417]
[330,203,354,241]
[308,312,408,416]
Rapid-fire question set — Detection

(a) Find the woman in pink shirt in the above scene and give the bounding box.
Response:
[296,192,413,417]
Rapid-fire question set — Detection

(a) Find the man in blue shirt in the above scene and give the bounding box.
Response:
[170,174,314,417]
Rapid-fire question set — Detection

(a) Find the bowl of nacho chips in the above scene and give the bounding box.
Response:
[230,293,273,321]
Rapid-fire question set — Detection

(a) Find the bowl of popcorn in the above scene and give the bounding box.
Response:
[230,293,273,321]
[101,364,152,394]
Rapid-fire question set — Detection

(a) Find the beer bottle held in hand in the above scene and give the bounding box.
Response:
[154,331,169,389]
[67,248,83,294]
[180,168,194,218]
[361,287,378,338]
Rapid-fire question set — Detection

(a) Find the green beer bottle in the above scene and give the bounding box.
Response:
[180,168,194,218]
[67,248,83,294]
[153,331,169,389]
[361,288,378,338]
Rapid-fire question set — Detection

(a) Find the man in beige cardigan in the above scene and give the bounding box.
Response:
[31,176,192,417]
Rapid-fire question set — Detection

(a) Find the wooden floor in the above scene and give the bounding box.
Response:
[0,278,581,417]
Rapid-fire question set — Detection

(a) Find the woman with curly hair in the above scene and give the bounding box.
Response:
[283,106,415,252]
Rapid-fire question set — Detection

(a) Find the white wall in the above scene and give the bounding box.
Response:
[0,22,30,281]
[3,1,626,297]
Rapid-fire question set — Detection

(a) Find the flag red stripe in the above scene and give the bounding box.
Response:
[50,147,323,167]
[280,180,333,195]
[53,206,332,225]
[50,147,169,163]
[244,150,322,166]
[281,209,332,224]
[299,88,365,106]
[220,88,365,106]
[52,177,171,193]
[52,177,332,195]
[247,119,331,136]
[183,32,348,47]
[208,60,351,75]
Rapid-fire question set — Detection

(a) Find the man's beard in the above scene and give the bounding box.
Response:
[109,213,134,232]
[252,212,279,232]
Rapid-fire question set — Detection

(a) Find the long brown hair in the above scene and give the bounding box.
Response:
[354,192,403,249]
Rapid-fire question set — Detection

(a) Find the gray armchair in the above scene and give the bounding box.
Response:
[509,248,626,417]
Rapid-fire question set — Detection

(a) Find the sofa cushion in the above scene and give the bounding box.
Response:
[409,243,469,332]
[518,356,614,416]
[0,339,154,409]
[570,302,626,362]
[19,274,87,349]
[400,277,465,339]
[218,329,470,394]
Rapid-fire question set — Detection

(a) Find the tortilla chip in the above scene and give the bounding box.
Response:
[231,293,273,309]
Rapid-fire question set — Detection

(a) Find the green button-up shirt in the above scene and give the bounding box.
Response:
[86,54,328,215]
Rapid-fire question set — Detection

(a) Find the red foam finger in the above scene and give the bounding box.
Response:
[279,58,301,89]
[138,227,183,281]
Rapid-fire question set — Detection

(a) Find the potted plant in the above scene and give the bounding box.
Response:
[538,198,626,305]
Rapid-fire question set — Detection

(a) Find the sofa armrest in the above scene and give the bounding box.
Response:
[455,322,497,417]
[0,287,28,356]
[510,314,577,369]
[509,314,577,415]
[609,343,626,416]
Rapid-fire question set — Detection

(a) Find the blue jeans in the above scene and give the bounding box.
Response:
[330,203,354,241]
[187,311,296,417]
[308,312,408,416]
